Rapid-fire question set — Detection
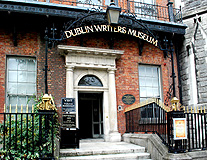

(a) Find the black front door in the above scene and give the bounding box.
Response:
[78,92,103,139]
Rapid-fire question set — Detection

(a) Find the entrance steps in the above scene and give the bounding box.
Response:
[59,139,151,160]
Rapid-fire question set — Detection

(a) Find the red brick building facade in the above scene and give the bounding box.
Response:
[0,0,186,141]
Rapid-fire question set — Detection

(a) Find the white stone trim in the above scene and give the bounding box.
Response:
[58,45,123,142]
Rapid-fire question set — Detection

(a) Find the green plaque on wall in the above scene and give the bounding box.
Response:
[122,94,136,105]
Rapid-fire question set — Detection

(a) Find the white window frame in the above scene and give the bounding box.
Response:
[6,56,37,112]
[138,64,162,101]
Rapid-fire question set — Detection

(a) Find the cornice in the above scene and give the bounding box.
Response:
[58,45,124,58]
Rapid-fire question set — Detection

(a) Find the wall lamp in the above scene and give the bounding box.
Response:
[106,1,121,25]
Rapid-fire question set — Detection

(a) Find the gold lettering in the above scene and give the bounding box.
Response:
[64,25,159,47]
[128,29,137,36]
[94,25,102,32]
[80,27,86,34]
[110,26,113,32]
[148,37,152,43]
[102,25,107,32]
[143,34,148,41]
[85,25,94,33]
[151,38,158,46]
[75,27,85,35]
[118,26,122,33]
[122,27,127,34]
[65,30,76,38]
[139,32,144,39]
[137,32,142,39]
[114,27,118,32]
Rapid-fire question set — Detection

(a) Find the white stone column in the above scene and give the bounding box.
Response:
[66,65,74,98]
[103,90,110,141]
[108,68,121,142]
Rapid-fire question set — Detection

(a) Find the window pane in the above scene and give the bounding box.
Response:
[146,67,152,76]
[9,96,17,106]
[18,83,26,94]
[139,66,145,75]
[139,77,145,86]
[28,72,36,83]
[152,67,158,77]
[145,78,152,87]
[28,59,36,71]
[8,71,17,82]
[146,87,153,97]
[18,59,27,70]
[18,96,27,106]
[140,87,146,97]
[18,71,27,82]
[27,83,36,95]
[153,88,159,97]
[8,83,17,94]
[152,77,158,87]
[8,58,18,70]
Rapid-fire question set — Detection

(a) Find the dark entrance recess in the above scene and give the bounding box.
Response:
[78,92,103,139]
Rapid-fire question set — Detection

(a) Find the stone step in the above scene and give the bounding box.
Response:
[80,138,104,143]
[60,141,146,157]
[59,152,151,160]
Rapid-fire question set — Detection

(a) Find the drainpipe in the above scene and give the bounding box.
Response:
[175,37,183,104]
[169,39,176,97]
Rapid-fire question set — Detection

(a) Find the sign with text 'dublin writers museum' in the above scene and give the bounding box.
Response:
[173,118,187,140]
[64,25,159,47]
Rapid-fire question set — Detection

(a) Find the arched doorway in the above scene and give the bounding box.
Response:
[78,75,104,139]
[60,45,123,141]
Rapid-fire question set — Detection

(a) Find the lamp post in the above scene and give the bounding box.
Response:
[44,29,49,95]
[106,2,121,25]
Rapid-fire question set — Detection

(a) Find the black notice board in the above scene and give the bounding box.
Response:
[62,114,76,128]
[62,98,76,112]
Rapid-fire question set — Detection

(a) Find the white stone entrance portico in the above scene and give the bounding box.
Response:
[58,45,123,142]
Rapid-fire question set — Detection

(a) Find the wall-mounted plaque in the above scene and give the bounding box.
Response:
[62,114,76,128]
[122,94,136,105]
[62,98,76,112]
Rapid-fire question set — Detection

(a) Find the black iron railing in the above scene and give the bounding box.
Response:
[0,111,56,159]
[8,0,182,23]
[125,98,169,145]
[185,108,207,151]
[125,100,207,153]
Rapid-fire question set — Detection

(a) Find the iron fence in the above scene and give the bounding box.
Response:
[0,110,56,159]
[10,0,182,23]
[125,98,169,145]
[125,99,207,153]
[185,107,207,151]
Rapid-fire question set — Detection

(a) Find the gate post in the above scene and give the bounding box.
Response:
[167,97,187,153]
